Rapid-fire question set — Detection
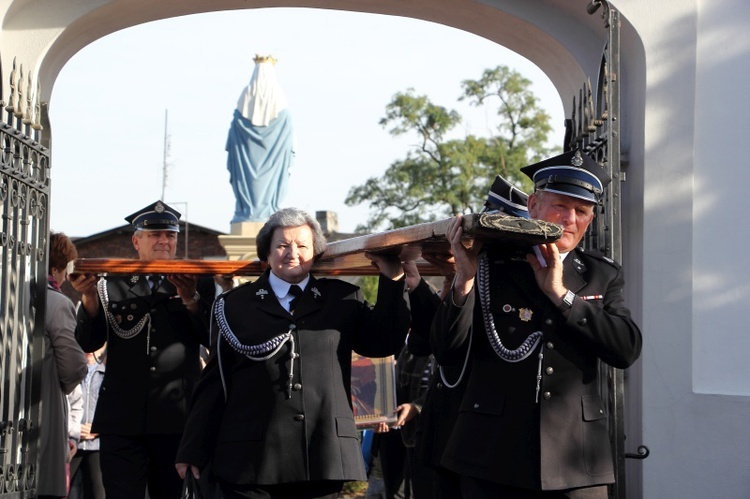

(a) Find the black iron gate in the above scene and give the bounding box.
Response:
[0,56,50,498]
[567,3,647,498]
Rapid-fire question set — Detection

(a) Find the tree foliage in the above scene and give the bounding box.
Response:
[345,65,559,232]
[354,276,379,304]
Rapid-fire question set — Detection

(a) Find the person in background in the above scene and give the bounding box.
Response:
[368,251,459,499]
[175,207,420,499]
[38,231,88,499]
[402,175,527,499]
[432,150,642,498]
[67,344,107,499]
[69,201,215,499]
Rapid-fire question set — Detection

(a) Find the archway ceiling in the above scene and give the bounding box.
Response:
[0,0,609,113]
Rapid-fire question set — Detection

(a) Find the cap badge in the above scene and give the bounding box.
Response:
[311,287,321,299]
[519,308,533,322]
[154,202,165,213]
[571,150,584,167]
[130,276,140,284]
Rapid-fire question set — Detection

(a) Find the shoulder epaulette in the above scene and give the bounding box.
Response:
[578,247,620,268]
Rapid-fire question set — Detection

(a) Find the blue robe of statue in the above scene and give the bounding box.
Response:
[225,108,294,223]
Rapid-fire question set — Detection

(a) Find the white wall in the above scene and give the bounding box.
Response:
[617,0,750,496]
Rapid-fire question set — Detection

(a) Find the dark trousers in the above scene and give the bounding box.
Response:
[432,467,462,499]
[378,431,408,498]
[219,480,344,499]
[460,476,609,499]
[100,433,183,499]
[406,445,434,499]
[69,450,105,499]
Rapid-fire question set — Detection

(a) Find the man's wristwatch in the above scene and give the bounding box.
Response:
[560,289,576,310]
[182,291,200,306]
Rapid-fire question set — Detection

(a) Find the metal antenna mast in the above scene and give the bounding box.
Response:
[161,109,169,200]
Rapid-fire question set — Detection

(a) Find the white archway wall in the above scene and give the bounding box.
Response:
[617,0,750,497]
[0,0,594,105]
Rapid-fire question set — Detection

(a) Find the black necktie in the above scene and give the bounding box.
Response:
[288,285,303,313]
[148,275,162,294]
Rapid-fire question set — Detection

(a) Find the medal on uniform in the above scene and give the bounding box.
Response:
[519,308,533,322]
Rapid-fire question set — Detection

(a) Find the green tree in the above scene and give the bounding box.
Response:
[461,65,556,187]
[354,275,379,304]
[345,66,557,232]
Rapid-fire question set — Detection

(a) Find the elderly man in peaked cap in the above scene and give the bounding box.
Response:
[431,150,642,498]
[69,200,215,499]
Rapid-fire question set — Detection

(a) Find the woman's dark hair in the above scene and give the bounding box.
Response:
[48,231,78,273]
[255,208,327,262]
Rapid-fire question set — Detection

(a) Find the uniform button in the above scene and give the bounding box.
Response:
[545,318,554,325]
[150,346,157,352]
[149,367,156,372]
[473,403,480,409]
[543,391,552,400]
[578,318,588,326]
[130,304,137,310]
[436,383,444,389]
[293,383,302,391]
[545,367,554,375]
[151,308,157,313]
[151,328,157,333]
[546,342,555,350]
[293,414,305,422]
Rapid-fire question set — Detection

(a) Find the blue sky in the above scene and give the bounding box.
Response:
[49,7,564,237]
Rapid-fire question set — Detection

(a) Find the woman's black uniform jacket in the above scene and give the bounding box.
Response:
[176,269,412,486]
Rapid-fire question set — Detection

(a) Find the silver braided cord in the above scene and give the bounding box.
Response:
[98,278,150,339]
[215,295,298,400]
[439,325,472,389]
[215,297,293,359]
[478,253,542,363]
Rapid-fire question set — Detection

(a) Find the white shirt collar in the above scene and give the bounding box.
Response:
[268,271,310,299]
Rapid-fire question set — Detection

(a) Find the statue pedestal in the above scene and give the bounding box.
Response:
[218,222,265,261]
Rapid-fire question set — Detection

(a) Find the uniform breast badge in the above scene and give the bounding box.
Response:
[519,308,533,322]
[256,289,268,300]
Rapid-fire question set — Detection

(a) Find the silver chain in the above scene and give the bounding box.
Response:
[478,253,542,363]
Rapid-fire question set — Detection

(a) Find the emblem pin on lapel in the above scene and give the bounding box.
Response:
[519,308,533,322]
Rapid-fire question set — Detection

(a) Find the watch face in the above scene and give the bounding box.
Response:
[563,290,575,307]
